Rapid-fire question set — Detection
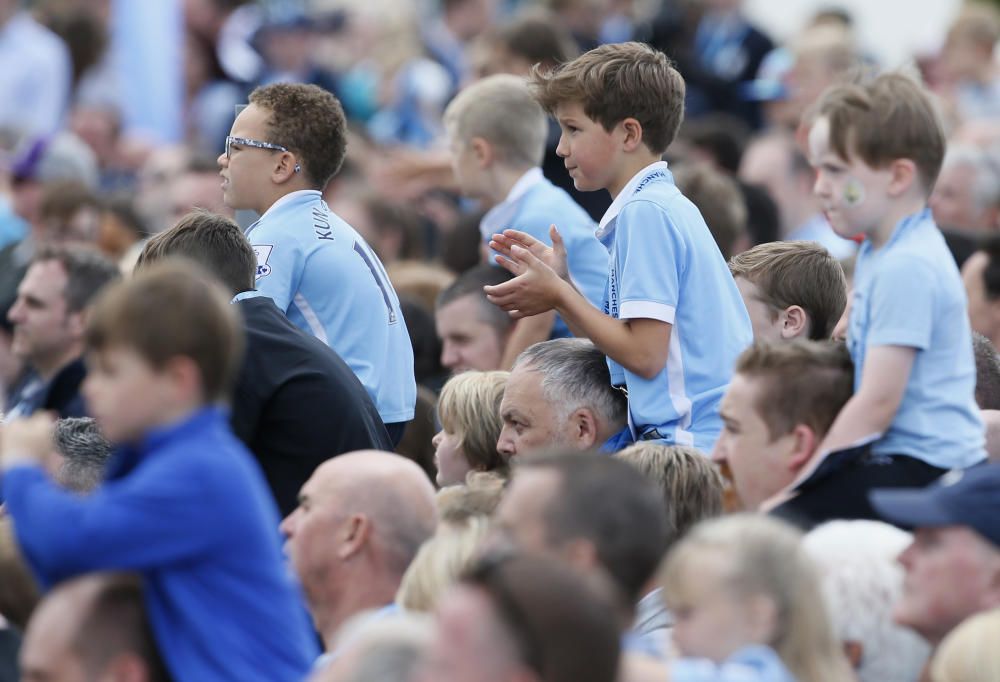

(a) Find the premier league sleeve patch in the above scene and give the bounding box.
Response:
[253,245,274,279]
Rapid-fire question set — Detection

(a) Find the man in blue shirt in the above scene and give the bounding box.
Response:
[219,83,415,441]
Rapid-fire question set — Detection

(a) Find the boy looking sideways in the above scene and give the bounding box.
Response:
[219,83,414,441]
[808,73,985,474]
[485,42,752,450]
[0,262,318,681]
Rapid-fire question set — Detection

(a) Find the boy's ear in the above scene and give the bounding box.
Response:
[270,152,301,185]
[620,117,644,152]
[470,137,494,168]
[164,355,204,402]
[887,158,919,197]
[780,305,809,340]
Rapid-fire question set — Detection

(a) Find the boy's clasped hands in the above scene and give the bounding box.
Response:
[485,225,573,318]
[0,413,56,471]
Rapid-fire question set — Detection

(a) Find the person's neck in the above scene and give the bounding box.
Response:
[484,165,536,206]
[867,195,927,249]
[608,153,664,199]
[33,346,82,382]
[257,183,315,216]
[318,572,401,651]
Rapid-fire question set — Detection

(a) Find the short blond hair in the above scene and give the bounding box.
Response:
[444,74,548,169]
[729,241,847,340]
[616,443,723,550]
[813,72,946,193]
[396,516,492,612]
[437,371,509,474]
[931,609,1000,682]
[435,471,507,524]
[662,515,854,682]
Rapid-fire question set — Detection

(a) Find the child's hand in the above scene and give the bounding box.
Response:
[490,226,570,282]
[484,242,567,318]
[1,413,55,470]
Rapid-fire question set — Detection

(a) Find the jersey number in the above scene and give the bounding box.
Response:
[353,242,398,324]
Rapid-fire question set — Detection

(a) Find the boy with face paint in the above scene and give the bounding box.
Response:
[804,74,985,485]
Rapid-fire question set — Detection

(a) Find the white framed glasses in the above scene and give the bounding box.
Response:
[225,136,289,159]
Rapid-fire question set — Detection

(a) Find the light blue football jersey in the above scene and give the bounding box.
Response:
[244,190,415,424]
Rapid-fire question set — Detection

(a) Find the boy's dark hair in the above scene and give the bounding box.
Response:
[462,552,621,682]
[530,41,685,155]
[515,451,667,603]
[729,241,848,340]
[678,114,751,175]
[813,73,946,193]
[248,83,347,189]
[85,261,244,403]
[136,209,256,296]
[33,244,121,313]
[973,332,1000,410]
[495,13,578,68]
[436,264,514,335]
[735,340,854,441]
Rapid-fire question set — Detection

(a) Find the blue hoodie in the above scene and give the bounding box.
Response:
[2,407,318,681]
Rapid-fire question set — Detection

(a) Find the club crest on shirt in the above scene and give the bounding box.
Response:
[254,245,274,279]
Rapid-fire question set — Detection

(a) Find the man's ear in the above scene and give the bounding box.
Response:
[888,158,918,197]
[470,137,494,168]
[560,538,599,572]
[786,423,818,473]
[337,514,372,561]
[780,305,809,340]
[620,117,645,153]
[568,407,599,449]
[66,309,86,341]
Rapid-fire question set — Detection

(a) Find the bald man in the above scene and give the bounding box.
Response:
[280,451,438,660]
[20,573,168,682]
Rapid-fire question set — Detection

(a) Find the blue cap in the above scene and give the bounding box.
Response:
[869,464,1000,548]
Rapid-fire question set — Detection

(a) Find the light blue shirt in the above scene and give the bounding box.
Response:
[849,208,985,469]
[245,191,415,424]
[0,12,71,136]
[671,646,796,682]
[598,162,752,451]
[481,168,608,337]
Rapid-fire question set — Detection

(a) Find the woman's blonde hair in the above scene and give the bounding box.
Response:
[662,514,853,682]
[931,610,1000,682]
[396,516,492,612]
[437,371,509,473]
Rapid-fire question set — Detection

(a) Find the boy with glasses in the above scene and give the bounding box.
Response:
[218,84,415,442]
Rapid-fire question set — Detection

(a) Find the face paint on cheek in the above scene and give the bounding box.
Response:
[843,177,866,207]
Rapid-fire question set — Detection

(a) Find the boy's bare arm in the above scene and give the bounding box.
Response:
[485,240,670,380]
[817,345,915,455]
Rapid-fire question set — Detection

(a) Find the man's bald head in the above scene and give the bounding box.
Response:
[21,573,168,682]
[281,451,438,644]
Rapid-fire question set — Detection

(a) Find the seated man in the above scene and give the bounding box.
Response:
[6,245,119,418]
[729,240,847,342]
[435,264,514,374]
[137,210,393,516]
[281,451,437,664]
[20,573,169,682]
[713,339,936,528]
[496,339,628,458]
[870,463,1000,661]
[495,452,668,655]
